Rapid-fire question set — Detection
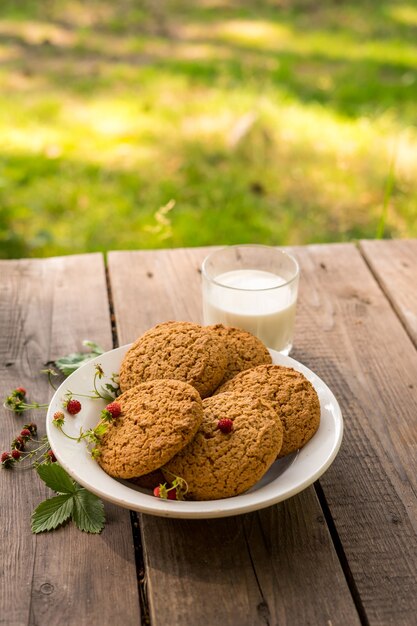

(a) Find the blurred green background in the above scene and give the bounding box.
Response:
[1,0,416,258]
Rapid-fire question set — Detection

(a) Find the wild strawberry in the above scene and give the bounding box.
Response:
[24,422,37,436]
[153,484,170,499]
[20,429,31,439]
[15,387,26,397]
[217,418,233,434]
[52,411,65,428]
[65,399,82,415]
[105,402,121,419]
[11,450,21,461]
[167,488,178,500]
[11,436,25,451]
[1,452,14,468]
[47,450,57,463]
[153,483,179,500]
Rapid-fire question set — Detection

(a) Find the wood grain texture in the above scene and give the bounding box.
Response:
[142,489,360,626]
[0,254,141,626]
[290,243,417,626]
[107,248,207,340]
[359,239,417,346]
[108,248,362,626]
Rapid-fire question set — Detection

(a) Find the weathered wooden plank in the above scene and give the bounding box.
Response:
[107,248,207,340]
[142,489,360,626]
[291,242,417,626]
[108,249,362,626]
[359,238,417,346]
[0,254,141,626]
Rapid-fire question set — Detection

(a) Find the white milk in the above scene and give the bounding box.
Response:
[203,269,297,353]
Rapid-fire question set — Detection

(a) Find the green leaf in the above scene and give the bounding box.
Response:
[31,494,73,533]
[93,422,109,437]
[54,354,95,376]
[104,383,119,394]
[54,342,104,376]
[32,468,106,534]
[98,385,117,402]
[37,463,76,494]
[72,489,105,533]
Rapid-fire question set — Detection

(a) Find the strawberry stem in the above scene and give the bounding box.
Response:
[3,401,49,412]
[41,368,60,391]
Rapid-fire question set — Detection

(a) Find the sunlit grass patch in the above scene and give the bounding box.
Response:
[388,3,417,27]
[0,0,416,258]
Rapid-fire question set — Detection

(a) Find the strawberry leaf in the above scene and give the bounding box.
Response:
[72,488,105,533]
[54,341,104,376]
[31,494,73,533]
[37,463,76,494]
[33,468,105,534]
[93,422,109,437]
[98,385,118,402]
[104,383,119,395]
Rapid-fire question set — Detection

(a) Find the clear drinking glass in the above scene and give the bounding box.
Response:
[201,245,299,355]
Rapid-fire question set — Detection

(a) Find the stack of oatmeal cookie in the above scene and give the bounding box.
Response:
[96,321,320,500]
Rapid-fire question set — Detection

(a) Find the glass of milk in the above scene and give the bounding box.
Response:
[201,245,299,355]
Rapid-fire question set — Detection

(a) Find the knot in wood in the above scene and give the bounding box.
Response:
[40,582,54,595]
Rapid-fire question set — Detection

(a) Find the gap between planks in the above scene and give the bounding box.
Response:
[104,263,151,626]
[314,481,370,626]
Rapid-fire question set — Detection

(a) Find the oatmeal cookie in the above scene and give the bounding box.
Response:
[215,364,320,457]
[207,324,272,384]
[97,379,203,479]
[119,321,228,398]
[163,392,283,500]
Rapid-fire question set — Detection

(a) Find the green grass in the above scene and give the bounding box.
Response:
[0,0,416,257]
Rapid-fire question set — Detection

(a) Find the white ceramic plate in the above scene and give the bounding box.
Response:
[46,346,343,519]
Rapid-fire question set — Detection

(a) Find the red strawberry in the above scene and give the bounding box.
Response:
[153,484,178,500]
[15,387,26,397]
[1,452,15,468]
[167,488,178,500]
[217,418,233,434]
[47,450,57,463]
[11,450,21,461]
[11,436,25,451]
[1,452,11,464]
[105,402,121,419]
[24,423,37,436]
[20,429,31,438]
[65,399,82,415]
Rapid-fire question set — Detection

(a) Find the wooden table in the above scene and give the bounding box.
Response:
[1,240,416,626]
